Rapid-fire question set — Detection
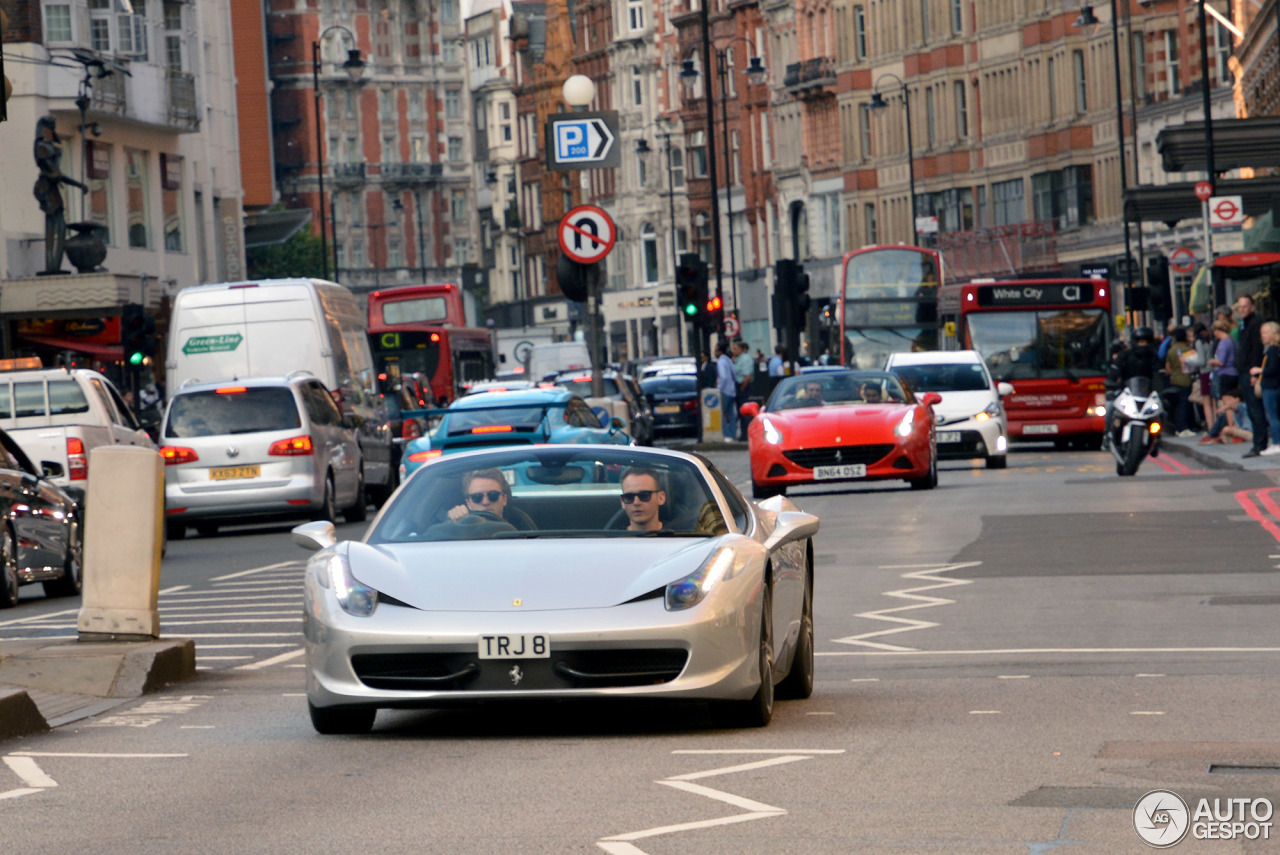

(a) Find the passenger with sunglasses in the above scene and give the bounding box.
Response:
[447,468,535,530]
[618,466,667,532]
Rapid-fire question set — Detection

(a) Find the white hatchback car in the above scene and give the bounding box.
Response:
[885,350,1013,469]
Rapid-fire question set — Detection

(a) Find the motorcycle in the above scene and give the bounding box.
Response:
[1106,378,1165,476]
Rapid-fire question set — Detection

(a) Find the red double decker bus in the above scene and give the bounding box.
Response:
[367,284,495,407]
[838,245,944,369]
[938,278,1113,446]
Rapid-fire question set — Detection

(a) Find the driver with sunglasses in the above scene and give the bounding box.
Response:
[618,466,667,532]
[447,468,535,530]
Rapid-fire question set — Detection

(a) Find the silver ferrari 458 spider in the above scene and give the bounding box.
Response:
[293,444,820,733]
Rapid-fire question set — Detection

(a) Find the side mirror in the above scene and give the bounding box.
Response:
[996,382,1014,397]
[740,401,761,418]
[291,520,336,551]
[920,392,943,406]
[610,417,625,430]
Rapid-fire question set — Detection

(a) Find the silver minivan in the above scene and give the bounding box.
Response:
[159,372,366,538]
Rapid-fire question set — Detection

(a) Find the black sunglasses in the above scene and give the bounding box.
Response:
[468,490,504,504]
[620,490,657,504]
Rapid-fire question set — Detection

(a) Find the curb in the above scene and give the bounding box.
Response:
[0,638,196,741]
[1163,440,1245,472]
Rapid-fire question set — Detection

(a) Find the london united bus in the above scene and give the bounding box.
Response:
[937,278,1112,446]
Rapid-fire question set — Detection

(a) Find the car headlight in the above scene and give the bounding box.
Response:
[310,550,378,617]
[895,409,915,437]
[761,417,782,445]
[666,547,738,611]
[975,402,1001,421]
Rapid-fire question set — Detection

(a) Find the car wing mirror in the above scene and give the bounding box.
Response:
[763,508,821,551]
[996,382,1014,397]
[610,417,625,430]
[292,521,337,551]
[920,392,943,406]
[740,401,761,418]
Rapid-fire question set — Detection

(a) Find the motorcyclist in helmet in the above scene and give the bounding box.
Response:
[1104,327,1161,447]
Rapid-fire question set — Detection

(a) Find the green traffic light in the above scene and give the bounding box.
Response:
[129,352,144,366]
[684,303,697,317]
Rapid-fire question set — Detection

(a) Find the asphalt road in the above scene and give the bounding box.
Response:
[3,444,1280,854]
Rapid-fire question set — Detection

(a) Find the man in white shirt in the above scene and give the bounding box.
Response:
[715,343,738,441]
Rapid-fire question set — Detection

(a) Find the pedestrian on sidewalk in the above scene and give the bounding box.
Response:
[1200,387,1251,444]
[715,342,738,442]
[1164,328,1195,437]
[1235,294,1269,457]
[1250,321,1280,456]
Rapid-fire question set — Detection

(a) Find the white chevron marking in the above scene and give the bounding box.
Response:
[832,561,981,651]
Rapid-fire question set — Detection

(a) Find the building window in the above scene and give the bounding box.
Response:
[920,0,929,43]
[44,4,73,43]
[161,154,184,252]
[1215,22,1232,86]
[448,137,463,162]
[380,89,395,124]
[125,148,150,249]
[451,191,468,222]
[670,147,685,187]
[627,0,644,31]
[951,0,963,33]
[954,80,968,138]
[86,142,112,244]
[631,66,643,107]
[89,0,112,52]
[858,103,873,159]
[1132,33,1146,103]
[1032,167,1093,230]
[925,86,936,149]
[864,202,877,244]
[163,0,184,72]
[642,224,658,284]
[1165,30,1181,96]
[440,0,455,22]
[992,178,1024,226]
[1073,50,1087,112]
[471,35,492,68]
[445,89,461,119]
[1047,56,1057,120]
[853,6,866,60]
[689,130,707,178]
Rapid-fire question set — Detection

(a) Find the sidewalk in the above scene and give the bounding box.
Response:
[0,637,195,740]
[1159,430,1280,473]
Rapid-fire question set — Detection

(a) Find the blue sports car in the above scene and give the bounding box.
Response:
[399,388,634,479]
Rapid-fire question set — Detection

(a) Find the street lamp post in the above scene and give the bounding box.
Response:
[637,118,683,354]
[869,74,917,247]
[311,26,365,281]
[1075,3,1135,301]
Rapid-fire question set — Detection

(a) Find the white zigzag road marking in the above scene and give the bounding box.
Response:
[0,755,56,800]
[596,751,844,854]
[833,561,981,651]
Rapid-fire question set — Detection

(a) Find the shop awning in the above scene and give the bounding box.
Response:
[20,335,123,360]
[243,209,313,249]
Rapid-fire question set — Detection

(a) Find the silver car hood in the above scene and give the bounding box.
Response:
[346,538,722,611]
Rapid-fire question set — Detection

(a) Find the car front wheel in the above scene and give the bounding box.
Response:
[713,583,774,728]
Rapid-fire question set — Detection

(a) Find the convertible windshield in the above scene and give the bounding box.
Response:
[766,371,910,411]
[369,448,728,543]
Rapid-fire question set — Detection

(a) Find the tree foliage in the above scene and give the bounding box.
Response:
[246,226,326,280]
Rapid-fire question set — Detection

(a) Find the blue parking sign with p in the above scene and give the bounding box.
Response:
[557,123,589,159]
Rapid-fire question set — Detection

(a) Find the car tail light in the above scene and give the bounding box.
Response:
[216,386,248,395]
[268,436,314,456]
[161,446,199,465]
[681,400,698,411]
[406,449,442,464]
[67,437,87,480]
[471,425,513,434]
[401,420,422,440]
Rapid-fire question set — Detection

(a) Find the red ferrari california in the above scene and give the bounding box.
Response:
[740,370,941,498]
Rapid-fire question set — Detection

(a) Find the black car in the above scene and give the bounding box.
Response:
[641,372,701,439]
[0,427,82,607]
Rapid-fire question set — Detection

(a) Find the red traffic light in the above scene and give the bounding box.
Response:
[705,295,722,312]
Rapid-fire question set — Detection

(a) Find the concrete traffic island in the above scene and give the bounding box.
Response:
[0,447,195,740]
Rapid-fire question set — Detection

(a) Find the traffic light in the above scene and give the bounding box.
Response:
[1146,255,1171,322]
[121,303,147,366]
[795,265,810,316]
[676,253,708,325]
[704,292,723,331]
[773,259,798,333]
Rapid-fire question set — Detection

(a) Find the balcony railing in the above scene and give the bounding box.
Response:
[332,163,366,185]
[935,222,1058,281]
[784,57,836,98]
[167,71,199,130]
[381,162,443,184]
[91,71,127,115]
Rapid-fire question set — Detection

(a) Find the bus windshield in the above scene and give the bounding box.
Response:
[967,309,1109,381]
[371,331,442,379]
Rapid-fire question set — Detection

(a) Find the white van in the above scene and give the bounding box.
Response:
[525,341,591,382]
[165,278,396,503]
